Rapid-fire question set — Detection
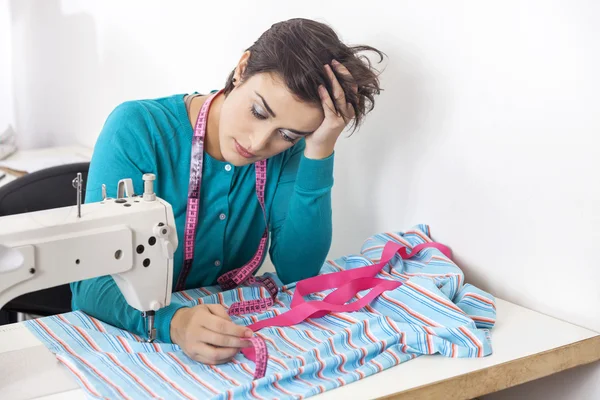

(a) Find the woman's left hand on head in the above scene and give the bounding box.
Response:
[304,60,358,160]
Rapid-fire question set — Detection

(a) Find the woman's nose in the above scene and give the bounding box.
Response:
[250,129,271,152]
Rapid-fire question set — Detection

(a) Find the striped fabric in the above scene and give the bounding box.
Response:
[25,224,496,399]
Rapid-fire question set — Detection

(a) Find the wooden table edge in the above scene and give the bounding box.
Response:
[377,334,600,400]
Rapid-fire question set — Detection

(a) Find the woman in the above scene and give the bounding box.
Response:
[71,18,383,365]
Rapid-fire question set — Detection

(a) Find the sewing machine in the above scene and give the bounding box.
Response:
[0,172,178,342]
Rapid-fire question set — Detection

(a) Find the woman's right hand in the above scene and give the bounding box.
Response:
[170,304,254,364]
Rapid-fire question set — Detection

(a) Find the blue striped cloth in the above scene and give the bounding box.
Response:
[25,225,496,399]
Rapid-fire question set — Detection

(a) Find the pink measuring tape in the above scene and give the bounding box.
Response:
[239,240,452,367]
[177,89,452,380]
[175,90,278,378]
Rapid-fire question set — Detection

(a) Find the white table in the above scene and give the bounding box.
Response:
[0,145,93,188]
[0,299,598,400]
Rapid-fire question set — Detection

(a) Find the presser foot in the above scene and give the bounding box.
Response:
[142,311,157,343]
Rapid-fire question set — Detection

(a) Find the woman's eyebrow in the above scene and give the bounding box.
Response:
[255,91,314,136]
[255,92,277,118]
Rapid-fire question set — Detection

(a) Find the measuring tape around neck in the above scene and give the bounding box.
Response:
[174,90,273,379]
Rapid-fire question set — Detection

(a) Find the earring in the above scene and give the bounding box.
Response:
[233,78,237,83]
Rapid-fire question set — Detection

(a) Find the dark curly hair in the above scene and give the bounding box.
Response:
[224,18,385,133]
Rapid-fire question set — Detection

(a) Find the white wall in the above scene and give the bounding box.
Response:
[0,0,14,135]
[7,1,599,398]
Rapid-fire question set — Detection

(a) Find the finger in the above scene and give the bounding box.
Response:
[206,304,233,320]
[318,85,337,117]
[324,64,347,114]
[202,311,253,338]
[207,307,255,345]
[190,342,239,365]
[331,60,358,95]
[198,326,252,348]
[345,102,356,123]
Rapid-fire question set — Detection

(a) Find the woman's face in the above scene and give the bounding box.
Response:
[219,71,324,167]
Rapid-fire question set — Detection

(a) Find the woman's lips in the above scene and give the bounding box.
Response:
[234,140,256,159]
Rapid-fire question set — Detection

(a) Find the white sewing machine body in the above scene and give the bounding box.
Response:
[0,174,178,340]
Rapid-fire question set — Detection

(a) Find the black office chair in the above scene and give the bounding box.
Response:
[0,162,90,325]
